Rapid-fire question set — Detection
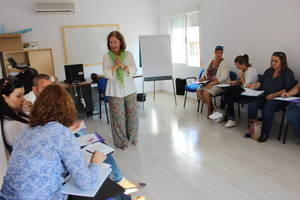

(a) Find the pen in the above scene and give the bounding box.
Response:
[85,150,95,154]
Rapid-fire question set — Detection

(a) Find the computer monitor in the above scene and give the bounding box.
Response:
[64,64,85,83]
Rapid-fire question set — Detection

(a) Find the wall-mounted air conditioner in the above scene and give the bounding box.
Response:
[33,2,75,14]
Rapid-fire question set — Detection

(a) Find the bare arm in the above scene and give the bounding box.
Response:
[266,89,286,100]
[281,83,300,97]
[246,82,261,89]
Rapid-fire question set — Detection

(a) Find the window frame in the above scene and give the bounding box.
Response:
[169,11,200,68]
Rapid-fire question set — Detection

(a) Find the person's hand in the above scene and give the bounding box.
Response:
[210,75,217,81]
[22,101,33,113]
[115,57,122,67]
[266,94,275,100]
[246,83,256,89]
[281,92,289,98]
[90,152,106,164]
[228,81,237,86]
[239,71,245,78]
[69,120,82,132]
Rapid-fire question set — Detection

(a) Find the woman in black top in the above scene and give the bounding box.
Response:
[247,52,296,142]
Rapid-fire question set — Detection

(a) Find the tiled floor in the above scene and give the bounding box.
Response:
[85,92,300,200]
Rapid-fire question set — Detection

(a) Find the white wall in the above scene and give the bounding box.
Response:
[159,0,300,94]
[0,0,161,92]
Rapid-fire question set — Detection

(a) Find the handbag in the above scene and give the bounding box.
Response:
[247,119,262,140]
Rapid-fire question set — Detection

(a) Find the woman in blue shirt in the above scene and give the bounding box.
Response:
[247,52,296,142]
[0,85,143,200]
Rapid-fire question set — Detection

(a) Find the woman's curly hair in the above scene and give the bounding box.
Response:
[29,84,77,127]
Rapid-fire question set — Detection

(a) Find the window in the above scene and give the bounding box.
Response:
[169,12,200,67]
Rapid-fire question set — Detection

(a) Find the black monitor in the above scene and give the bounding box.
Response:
[64,64,85,83]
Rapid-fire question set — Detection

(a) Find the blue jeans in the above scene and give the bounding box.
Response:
[248,99,287,137]
[287,103,300,137]
[104,153,124,182]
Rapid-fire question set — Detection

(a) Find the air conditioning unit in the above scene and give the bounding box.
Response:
[33,2,75,14]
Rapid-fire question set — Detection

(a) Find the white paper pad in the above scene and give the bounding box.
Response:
[215,84,231,88]
[62,163,111,197]
[241,88,264,97]
[76,134,99,147]
[274,97,300,101]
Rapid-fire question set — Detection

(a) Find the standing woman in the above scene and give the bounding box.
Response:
[103,31,138,150]
[197,46,229,117]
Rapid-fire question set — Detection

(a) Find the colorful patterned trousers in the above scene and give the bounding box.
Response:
[108,93,138,148]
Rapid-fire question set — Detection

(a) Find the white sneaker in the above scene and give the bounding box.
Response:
[209,111,224,120]
[225,120,236,128]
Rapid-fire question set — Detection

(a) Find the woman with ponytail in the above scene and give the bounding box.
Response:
[103,31,138,150]
[0,77,31,152]
[209,54,258,128]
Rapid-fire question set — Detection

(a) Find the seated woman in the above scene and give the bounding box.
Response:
[246,52,296,142]
[209,54,258,127]
[0,78,144,194]
[196,46,229,117]
[0,84,144,200]
[281,83,300,138]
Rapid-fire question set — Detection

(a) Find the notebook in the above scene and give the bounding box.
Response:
[62,163,112,197]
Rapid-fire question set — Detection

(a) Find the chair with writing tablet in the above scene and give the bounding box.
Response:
[183,68,205,112]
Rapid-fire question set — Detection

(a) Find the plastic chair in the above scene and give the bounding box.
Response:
[183,68,205,112]
[97,78,110,124]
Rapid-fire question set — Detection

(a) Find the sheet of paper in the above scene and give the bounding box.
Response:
[76,134,99,147]
[61,163,111,197]
[215,84,231,88]
[241,88,264,97]
[274,97,300,101]
[81,143,114,163]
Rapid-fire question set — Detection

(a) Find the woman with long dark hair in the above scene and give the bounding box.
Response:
[0,77,31,152]
[246,52,296,142]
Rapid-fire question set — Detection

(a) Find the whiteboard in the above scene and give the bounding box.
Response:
[139,35,173,78]
[62,24,119,66]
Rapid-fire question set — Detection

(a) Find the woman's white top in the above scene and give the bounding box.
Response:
[243,67,258,86]
[203,59,230,83]
[3,119,27,147]
[103,51,137,98]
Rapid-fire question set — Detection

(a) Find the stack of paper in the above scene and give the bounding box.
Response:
[241,88,264,97]
[274,97,300,101]
[215,84,231,88]
[62,163,112,197]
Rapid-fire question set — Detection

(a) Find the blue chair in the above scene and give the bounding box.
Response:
[97,78,110,124]
[183,68,205,112]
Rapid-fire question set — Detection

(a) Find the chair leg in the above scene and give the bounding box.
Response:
[200,101,204,113]
[283,123,289,144]
[183,91,187,108]
[278,110,286,141]
[104,102,109,124]
[99,97,102,119]
[237,104,241,117]
[197,100,200,112]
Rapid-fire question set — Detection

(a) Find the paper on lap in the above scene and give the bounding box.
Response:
[274,97,300,101]
[241,88,264,96]
[61,163,111,197]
